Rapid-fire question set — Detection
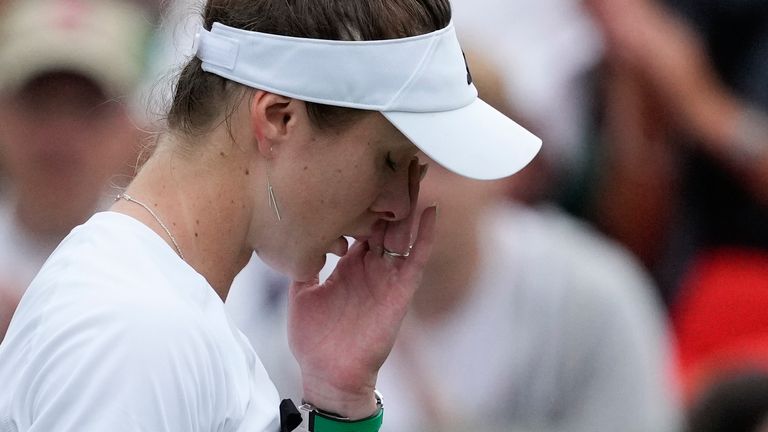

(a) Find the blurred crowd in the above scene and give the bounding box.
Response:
[1,0,767,431]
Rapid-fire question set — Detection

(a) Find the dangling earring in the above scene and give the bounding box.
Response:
[267,173,282,221]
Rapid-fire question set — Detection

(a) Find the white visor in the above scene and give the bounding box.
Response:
[195,21,541,180]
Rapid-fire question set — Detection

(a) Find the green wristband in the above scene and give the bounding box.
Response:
[299,390,384,432]
[311,407,383,432]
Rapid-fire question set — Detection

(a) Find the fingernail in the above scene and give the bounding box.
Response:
[432,202,439,219]
[419,163,429,181]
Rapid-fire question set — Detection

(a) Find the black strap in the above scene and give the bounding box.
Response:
[280,399,303,432]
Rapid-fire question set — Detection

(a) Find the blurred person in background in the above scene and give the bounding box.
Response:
[584,0,768,428]
[227,52,681,432]
[376,54,679,432]
[0,0,151,340]
[583,0,768,302]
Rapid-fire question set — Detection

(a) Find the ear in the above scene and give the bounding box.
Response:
[250,91,297,158]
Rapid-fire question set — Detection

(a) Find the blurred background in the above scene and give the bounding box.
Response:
[2,0,768,431]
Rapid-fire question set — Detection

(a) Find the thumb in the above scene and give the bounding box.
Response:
[290,274,321,297]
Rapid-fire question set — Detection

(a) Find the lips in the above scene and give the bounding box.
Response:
[328,233,375,257]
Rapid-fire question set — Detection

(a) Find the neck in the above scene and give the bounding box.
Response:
[112,136,258,301]
[410,219,482,325]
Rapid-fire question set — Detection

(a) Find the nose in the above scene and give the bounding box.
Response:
[369,168,412,222]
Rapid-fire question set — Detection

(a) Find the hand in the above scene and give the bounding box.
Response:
[287,159,437,419]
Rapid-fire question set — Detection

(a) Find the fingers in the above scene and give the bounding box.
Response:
[366,219,387,257]
[381,158,425,258]
[401,204,437,277]
[360,205,437,298]
[290,274,321,297]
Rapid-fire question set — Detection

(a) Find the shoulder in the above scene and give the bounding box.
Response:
[488,204,666,341]
[12,265,218,369]
[0,213,268,431]
[485,205,679,429]
[496,203,657,298]
[32,212,207,302]
[8,212,223,370]
[1,266,229,430]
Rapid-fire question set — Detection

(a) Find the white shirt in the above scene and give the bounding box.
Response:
[0,212,280,432]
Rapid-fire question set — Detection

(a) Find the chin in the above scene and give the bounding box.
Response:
[256,246,327,283]
[291,254,327,283]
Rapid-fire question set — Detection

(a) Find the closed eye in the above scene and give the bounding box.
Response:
[385,151,398,172]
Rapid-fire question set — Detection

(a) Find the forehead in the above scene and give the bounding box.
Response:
[349,112,416,154]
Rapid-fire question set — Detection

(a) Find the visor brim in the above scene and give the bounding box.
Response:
[382,98,542,180]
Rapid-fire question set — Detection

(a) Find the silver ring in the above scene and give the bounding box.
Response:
[382,247,411,258]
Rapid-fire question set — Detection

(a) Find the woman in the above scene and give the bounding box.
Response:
[0,0,540,431]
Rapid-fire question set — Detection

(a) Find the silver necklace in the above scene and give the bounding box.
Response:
[116,193,185,261]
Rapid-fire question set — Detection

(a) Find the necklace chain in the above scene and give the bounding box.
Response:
[116,193,185,261]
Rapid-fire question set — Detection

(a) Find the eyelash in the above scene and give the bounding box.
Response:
[385,152,397,172]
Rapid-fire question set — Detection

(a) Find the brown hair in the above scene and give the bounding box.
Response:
[167,0,452,137]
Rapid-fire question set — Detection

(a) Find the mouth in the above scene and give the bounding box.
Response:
[328,233,372,257]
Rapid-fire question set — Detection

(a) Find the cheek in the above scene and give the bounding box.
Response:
[299,160,381,219]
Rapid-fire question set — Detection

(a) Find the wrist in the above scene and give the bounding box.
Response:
[301,377,378,420]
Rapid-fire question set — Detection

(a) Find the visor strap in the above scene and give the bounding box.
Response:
[196,28,239,70]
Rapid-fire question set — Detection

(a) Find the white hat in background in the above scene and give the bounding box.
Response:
[0,0,151,97]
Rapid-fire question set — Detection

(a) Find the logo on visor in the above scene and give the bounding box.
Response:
[462,51,473,85]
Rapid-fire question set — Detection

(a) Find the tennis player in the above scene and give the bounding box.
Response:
[0,0,540,431]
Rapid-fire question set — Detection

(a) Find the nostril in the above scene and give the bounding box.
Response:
[381,211,397,221]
